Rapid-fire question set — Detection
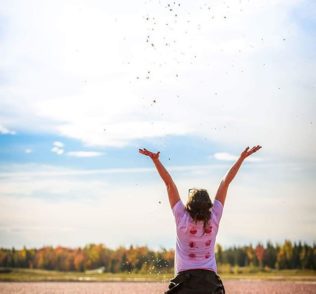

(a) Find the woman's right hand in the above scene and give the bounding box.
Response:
[138,148,160,160]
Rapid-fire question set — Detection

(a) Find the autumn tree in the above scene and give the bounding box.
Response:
[255,244,265,269]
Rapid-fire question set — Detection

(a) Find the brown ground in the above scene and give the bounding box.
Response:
[0,281,315,293]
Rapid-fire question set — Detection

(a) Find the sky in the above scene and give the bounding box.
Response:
[0,0,315,250]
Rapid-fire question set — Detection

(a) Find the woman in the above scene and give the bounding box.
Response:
[139,145,262,293]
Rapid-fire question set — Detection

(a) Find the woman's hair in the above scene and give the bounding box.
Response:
[185,188,213,232]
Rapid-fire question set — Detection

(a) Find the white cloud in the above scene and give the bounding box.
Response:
[24,148,32,154]
[53,141,64,148]
[214,152,238,161]
[58,120,191,147]
[51,146,64,155]
[213,152,263,162]
[51,141,64,155]
[67,151,103,158]
[0,0,314,161]
[0,162,314,248]
[0,163,228,180]
[0,125,16,135]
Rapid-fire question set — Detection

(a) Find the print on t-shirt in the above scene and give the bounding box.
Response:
[172,199,223,274]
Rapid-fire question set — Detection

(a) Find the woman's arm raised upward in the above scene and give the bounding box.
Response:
[139,148,180,208]
[215,145,262,206]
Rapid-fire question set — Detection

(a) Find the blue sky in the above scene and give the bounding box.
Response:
[0,0,315,250]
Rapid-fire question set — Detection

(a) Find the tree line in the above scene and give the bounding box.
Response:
[0,240,314,273]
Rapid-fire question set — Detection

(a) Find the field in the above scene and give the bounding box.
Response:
[0,281,316,294]
[1,268,315,282]
[0,269,315,293]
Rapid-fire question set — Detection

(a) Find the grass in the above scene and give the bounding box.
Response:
[218,265,316,281]
[0,268,315,282]
[0,268,172,282]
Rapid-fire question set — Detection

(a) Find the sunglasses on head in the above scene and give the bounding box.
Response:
[188,188,207,194]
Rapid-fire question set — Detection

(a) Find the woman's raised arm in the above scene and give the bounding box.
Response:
[215,145,262,206]
[139,148,180,208]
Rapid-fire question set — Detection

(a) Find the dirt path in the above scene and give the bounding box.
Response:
[0,281,315,293]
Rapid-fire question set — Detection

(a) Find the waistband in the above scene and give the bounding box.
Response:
[179,268,215,273]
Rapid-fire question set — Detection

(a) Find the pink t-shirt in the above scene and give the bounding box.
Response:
[172,199,223,274]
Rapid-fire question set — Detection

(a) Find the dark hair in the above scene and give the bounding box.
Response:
[185,188,213,232]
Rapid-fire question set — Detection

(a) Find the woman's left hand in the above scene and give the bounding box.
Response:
[240,145,262,159]
[139,148,160,160]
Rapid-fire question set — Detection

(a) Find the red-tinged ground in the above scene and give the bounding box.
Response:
[0,281,316,293]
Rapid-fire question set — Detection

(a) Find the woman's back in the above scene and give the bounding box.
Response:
[172,199,223,274]
[138,145,261,293]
